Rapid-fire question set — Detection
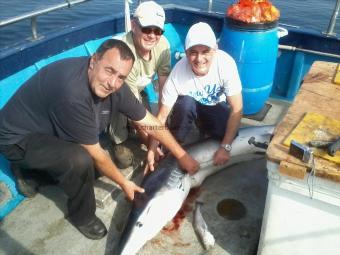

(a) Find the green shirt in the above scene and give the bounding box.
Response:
[122,31,171,100]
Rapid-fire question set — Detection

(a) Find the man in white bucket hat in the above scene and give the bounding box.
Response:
[147,22,243,172]
[109,1,171,168]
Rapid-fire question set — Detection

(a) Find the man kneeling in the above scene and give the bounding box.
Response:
[0,39,199,240]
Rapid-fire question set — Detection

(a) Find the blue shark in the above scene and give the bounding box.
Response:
[118,125,274,255]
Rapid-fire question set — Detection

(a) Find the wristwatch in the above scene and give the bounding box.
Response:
[221,143,232,152]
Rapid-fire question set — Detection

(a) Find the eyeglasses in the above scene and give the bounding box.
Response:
[140,25,164,36]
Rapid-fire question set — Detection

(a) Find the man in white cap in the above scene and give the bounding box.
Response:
[109,1,171,168]
[147,22,243,171]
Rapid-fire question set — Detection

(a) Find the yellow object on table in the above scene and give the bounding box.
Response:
[284,112,340,164]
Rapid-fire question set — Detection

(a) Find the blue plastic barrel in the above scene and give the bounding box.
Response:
[219,18,278,114]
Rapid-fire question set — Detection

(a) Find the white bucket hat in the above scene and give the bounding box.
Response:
[185,22,217,50]
[134,1,165,30]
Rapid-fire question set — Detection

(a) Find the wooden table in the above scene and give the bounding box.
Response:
[266,61,340,182]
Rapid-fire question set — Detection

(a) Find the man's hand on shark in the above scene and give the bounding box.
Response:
[144,146,165,175]
[213,148,231,165]
[121,180,145,201]
[178,153,200,175]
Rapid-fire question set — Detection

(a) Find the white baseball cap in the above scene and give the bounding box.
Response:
[134,1,165,30]
[185,22,217,50]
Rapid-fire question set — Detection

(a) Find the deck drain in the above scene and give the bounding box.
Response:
[217,199,246,220]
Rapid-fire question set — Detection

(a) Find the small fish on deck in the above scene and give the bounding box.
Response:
[193,201,215,250]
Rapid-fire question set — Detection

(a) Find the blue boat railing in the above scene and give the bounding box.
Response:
[0,0,339,40]
[325,0,340,36]
[279,44,340,59]
[0,0,91,40]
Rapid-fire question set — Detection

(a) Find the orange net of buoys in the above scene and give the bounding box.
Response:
[227,0,280,23]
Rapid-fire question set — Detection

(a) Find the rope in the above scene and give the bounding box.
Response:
[307,152,315,199]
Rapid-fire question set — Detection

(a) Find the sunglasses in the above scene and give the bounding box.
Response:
[139,25,164,36]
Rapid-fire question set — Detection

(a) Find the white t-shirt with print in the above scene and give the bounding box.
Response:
[162,49,242,107]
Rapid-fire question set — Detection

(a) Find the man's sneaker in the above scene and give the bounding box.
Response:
[11,164,37,198]
[113,144,134,169]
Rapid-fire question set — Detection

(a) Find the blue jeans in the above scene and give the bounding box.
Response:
[169,96,230,144]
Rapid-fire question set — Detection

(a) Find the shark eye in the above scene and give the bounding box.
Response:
[136,222,143,228]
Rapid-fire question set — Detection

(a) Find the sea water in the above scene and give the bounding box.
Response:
[0,0,338,50]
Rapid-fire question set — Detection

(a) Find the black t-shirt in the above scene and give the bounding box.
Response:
[0,57,146,145]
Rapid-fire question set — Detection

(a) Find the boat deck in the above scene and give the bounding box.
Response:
[0,98,289,255]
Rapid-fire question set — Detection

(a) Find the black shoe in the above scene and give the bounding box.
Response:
[74,216,107,240]
[11,164,37,198]
[112,144,134,169]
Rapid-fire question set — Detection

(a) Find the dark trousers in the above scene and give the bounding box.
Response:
[170,96,230,144]
[0,134,96,226]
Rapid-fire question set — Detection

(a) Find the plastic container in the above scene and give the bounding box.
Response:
[219,18,279,114]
